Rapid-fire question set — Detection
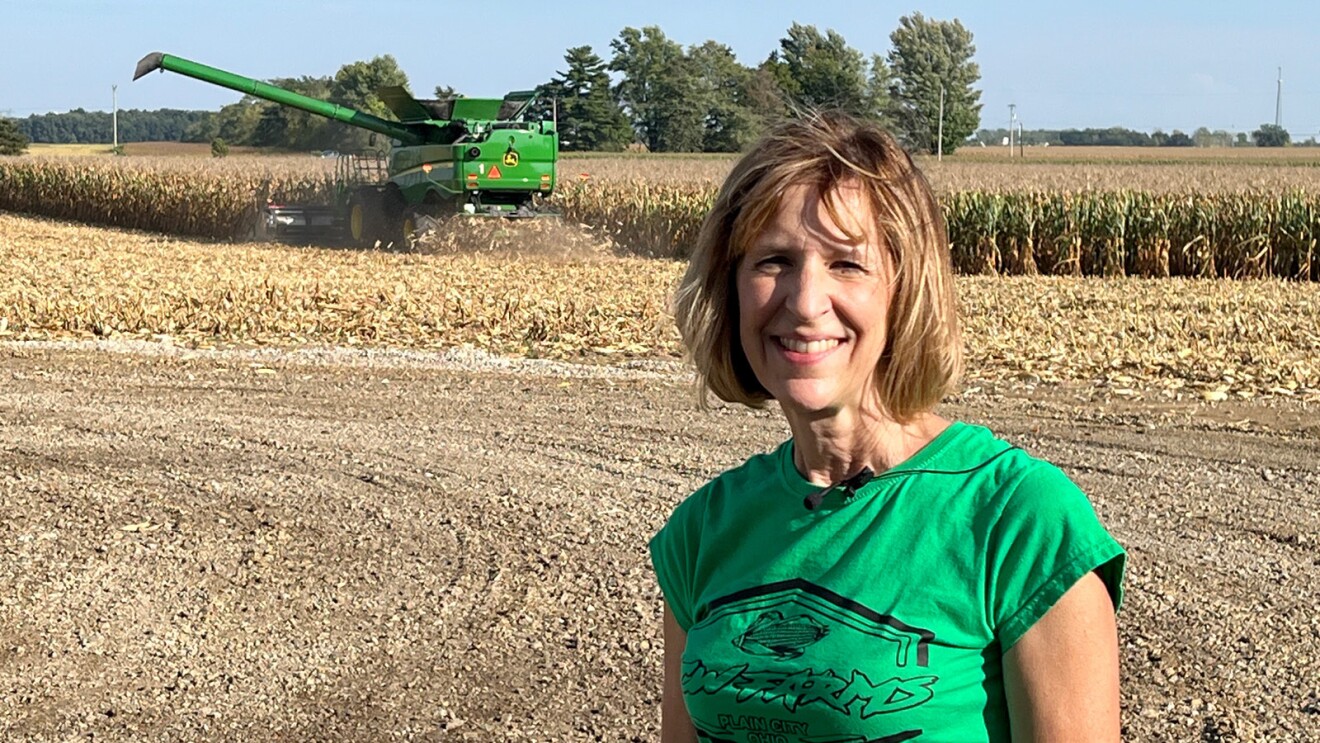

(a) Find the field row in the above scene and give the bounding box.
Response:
[2,157,1318,279]
[16,150,1320,192]
[2,213,1317,402]
[568,156,1320,194]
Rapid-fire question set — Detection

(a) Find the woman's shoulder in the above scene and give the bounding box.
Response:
[671,440,792,516]
[937,423,1114,555]
[651,440,790,575]
[919,420,1043,477]
[926,422,1090,515]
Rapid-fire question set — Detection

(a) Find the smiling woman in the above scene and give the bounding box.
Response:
[675,113,960,425]
[654,112,1126,743]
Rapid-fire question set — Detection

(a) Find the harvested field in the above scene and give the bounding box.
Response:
[922,161,1320,195]
[1,209,1318,741]
[0,341,1316,741]
[951,145,1320,163]
[0,200,1314,739]
[22,143,272,158]
[2,214,1317,401]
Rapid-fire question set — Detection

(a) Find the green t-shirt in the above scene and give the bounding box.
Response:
[650,421,1125,743]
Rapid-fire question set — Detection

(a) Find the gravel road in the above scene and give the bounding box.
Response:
[1,342,1316,741]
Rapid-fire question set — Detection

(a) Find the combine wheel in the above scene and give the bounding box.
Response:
[399,207,421,248]
[348,194,382,247]
[400,204,446,247]
[378,189,409,249]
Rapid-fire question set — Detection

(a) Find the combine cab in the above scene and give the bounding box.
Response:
[134,52,559,245]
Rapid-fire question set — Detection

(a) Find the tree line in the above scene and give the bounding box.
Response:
[530,15,981,154]
[3,15,983,156]
[0,15,1301,156]
[976,124,1297,148]
[7,108,211,145]
[192,15,982,155]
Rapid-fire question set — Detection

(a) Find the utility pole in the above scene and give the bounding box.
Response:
[112,85,118,150]
[937,85,945,161]
[1275,67,1282,128]
[1008,103,1017,158]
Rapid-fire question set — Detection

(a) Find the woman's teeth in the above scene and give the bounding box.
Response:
[779,338,840,354]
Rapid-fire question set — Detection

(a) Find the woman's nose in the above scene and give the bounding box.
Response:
[782,263,830,319]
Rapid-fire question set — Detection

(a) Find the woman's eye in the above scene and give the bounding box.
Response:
[756,256,790,269]
[834,261,866,273]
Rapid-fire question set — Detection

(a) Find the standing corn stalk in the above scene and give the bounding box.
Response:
[999,192,1039,276]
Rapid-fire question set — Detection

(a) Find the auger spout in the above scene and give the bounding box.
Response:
[134,52,427,146]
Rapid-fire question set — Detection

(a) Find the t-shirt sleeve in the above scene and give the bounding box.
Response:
[987,461,1126,651]
[649,497,701,631]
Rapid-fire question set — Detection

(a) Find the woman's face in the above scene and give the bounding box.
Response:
[735,182,894,418]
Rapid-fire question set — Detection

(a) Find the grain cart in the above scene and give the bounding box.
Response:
[134,52,558,245]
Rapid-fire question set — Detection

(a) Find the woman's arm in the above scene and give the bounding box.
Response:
[661,603,699,743]
[1004,570,1121,742]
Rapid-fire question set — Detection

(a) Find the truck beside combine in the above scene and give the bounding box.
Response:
[133,52,559,245]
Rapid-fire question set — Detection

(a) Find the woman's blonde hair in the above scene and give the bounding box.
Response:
[673,111,962,421]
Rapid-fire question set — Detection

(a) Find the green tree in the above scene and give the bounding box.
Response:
[744,62,792,131]
[536,46,632,151]
[14,109,211,144]
[688,41,761,152]
[182,112,220,143]
[863,54,894,124]
[609,26,705,151]
[767,23,872,116]
[1164,130,1193,147]
[887,13,982,154]
[190,62,400,151]
[329,55,410,151]
[250,76,334,150]
[210,137,229,158]
[1252,123,1290,147]
[0,118,30,155]
[211,99,263,145]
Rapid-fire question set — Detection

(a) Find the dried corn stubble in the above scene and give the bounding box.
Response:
[958,276,1320,401]
[0,214,678,359]
[2,214,1317,402]
[410,216,615,261]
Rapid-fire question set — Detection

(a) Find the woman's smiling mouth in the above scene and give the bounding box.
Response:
[775,336,843,360]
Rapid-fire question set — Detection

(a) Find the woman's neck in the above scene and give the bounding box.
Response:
[787,405,951,487]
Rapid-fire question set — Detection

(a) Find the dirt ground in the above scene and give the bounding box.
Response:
[0,343,1316,742]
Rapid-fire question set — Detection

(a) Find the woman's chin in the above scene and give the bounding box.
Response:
[771,384,846,417]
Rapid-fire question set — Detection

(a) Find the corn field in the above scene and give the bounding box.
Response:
[0,155,1318,279]
[0,157,333,238]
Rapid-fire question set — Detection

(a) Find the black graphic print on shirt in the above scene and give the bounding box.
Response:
[683,579,937,742]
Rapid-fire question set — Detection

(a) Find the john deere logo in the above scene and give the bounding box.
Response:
[502,150,520,167]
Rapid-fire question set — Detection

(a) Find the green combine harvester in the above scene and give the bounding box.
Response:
[134,52,559,245]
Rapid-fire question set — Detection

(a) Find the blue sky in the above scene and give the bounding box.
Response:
[3,0,1318,137]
